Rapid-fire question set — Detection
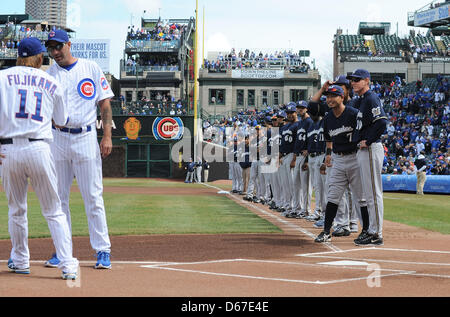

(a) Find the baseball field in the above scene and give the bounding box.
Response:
[1,178,450,300]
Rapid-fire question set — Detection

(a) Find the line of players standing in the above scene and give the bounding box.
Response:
[228,69,388,245]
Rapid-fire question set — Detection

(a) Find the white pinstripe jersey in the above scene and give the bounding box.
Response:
[46,58,114,128]
[0,66,68,141]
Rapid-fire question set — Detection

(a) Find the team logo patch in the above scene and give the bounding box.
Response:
[372,107,381,117]
[152,117,184,140]
[77,78,96,100]
[124,117,142,140]
[100,77,109,90]
[49,31,56,38]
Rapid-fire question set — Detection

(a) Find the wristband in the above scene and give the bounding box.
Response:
[326,148,332,156]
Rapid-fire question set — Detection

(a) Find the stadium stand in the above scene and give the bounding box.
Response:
[203,49,311,72]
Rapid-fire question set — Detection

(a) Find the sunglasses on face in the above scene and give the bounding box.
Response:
[351,77,363,83]
[47,42,66,52]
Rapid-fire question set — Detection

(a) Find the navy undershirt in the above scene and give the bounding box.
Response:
[61,60,78,71]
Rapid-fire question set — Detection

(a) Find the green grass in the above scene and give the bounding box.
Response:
[210,183,450,235]
[0,182,281,239]
[383,193,450,234]
[0,179,448,240]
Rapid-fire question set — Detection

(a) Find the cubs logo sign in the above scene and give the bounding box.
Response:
[100,77,109,91]
[77,78,96,100]
[124,117,142,140]
[152,117,184,140]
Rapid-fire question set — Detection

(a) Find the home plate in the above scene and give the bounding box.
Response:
[318,260,369,266]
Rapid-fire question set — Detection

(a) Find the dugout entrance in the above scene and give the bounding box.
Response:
[126,143,171,178]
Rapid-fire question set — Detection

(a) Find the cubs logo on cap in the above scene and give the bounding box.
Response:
[152,117,184,140]
[100,77,109,91]
[77,78,96,100]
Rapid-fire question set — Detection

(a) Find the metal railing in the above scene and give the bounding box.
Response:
[203,56,311,71]
[121,64,180,73]
[125,39,181,52]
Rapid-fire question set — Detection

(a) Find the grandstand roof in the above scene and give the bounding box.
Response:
[0,14,30,24]
[358,22,391,35]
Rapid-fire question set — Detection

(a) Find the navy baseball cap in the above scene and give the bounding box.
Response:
[18,37,46,58]
[286,102,297,113]
[277,111,287,118]
[46,29,69,45]
[323,85,344,97]
[333,75,351,87]
[347,69,371,80]
[297,100,308,108]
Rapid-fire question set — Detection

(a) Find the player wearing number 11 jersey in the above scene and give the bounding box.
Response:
[0,37,78,279]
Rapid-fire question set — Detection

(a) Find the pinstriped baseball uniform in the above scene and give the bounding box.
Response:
[47,58,113,253]
[0,66,78,274]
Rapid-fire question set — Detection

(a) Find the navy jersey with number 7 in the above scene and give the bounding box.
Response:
[323,105,359,153]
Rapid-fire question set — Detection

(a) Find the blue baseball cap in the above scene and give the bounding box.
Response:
[323,85,345,97]
[346,69,371,80]
[276,111,287,118]
[296,100,308,108]
[286,102,297,113]
[333,75,351,87]
[18,37,46,58]
[46,29,69,45]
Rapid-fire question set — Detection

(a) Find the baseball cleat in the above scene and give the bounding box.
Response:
[332,227,351,237]
[62,271,77,280]
[8,258,30,274]
[370,235,384,246]
[313,218,324,228]
[305,214,321,222]
[45,253,60,268]
[295,211,308,219]
[314,231,331,243]
[354,230,371,246]
[94,251,111,269]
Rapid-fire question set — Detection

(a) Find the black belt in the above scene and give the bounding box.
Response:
[52,125,92,134]
[0,138,43,144]
[309,152,324,158]
[335,150,357,156]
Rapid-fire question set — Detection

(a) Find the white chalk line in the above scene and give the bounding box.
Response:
[145,266,415,285]
[141,258,415,285]
[202,182,341,252]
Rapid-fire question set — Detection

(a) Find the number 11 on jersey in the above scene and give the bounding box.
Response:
[16,89,44,122]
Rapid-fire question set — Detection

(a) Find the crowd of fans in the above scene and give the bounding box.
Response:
[203,48,311,72]
[117,93,189,116]
[339,33,450,62]
[124,54,179,72]
[203,74,450,175]
[126,20,187,42]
